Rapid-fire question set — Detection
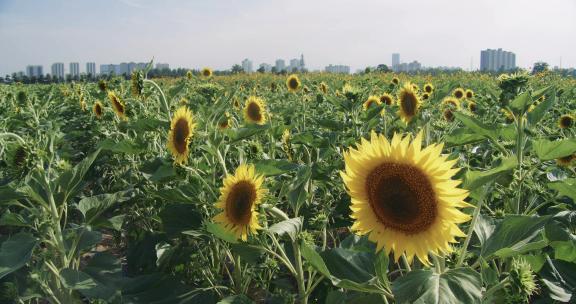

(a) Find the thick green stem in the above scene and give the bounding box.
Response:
[144,79,171,121]
[515,116,524,214]
[292,241,307,304]
[456,197,485,267]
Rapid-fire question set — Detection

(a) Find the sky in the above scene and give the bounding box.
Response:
[0,0,575,75]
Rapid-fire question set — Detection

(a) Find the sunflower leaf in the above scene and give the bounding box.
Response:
[532,138,576,161]
[0,233,38,280]
[268,217,302,241]
[528,87,555,124]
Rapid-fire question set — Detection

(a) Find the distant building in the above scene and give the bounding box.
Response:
[259,63,272,72]
[86,62,96,76]
[275,59,286,72]
[480,48,516,72]
[396,61,422,73]
[51,63,65,79]
[241,58,253,73]
[26,65,43,78]
[156,63,170,70]
[325,64,350,74]
[100,64,115,75]
[99,62,147,76]
[300,54,305,71]
[69,62,80,77]
[392,53,400,71]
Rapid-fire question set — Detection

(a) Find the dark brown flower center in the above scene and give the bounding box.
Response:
[560,116,573,128]
[226,181,256,225]
[365,163,437,234]
[444,109,454,121]
[247,102,262,122]
[454,90,464,98]
[112,98,124,114]
[380,96,392,105]
[425,85,432,93]
[13,147,27,167]
[95,104,102,116]
[469,103,477,112]
[173,118,190,153]
[400,92,417,116]
[288,78,299,90]
[466,92,473,98]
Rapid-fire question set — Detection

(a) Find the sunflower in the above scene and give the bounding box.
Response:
[465,89,474,99]
[422,93,430,101]
[186,70,193,80]
[213,164,267,241]
[558,114,574,129]
[443,108,455,122]
[380,93,394,106]
[453,88,465,99]
[424,83,434,93]
[363,95,382,110]
[98,80,107,92]
[286,74,301,92]
[201,67,213,78]
[442,97,461,110]
[341,131,471,265]
[319,82,328,94]
[167,106,197,165]
[107,91,127,120]
[501,108,515,123]
[468,101,477,113]
[397,83,421,123]
[218,112,232,130]
[557,154,575,167]
[243,96,267,125]
[93,101,104,119]
[391,77,399,85]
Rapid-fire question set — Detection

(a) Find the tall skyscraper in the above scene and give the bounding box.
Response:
[69,62,80,77]
[480,49,516,72]
[26,65,43,78]
[300,54,305,70]
[392,53,400,70]
[275,59,285,72]
[51,63,65,79]
[241,58,253,73]
[156,63,170,70]
[86,62,96,76]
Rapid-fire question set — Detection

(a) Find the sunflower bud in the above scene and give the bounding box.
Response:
[505,258,538,303]
[130,71,144,97]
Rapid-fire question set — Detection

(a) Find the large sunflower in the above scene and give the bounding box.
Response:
[167,106,197,165]
[213,164,267,241]
[286,74,301,92]
[107,91,127,120]
[341,131,471,265]
[397,83,421,123]
[559,114,574,129]
[363,95,381,110]
[93,101,104,119]
[243,96,267,125]
[201,67,213,78]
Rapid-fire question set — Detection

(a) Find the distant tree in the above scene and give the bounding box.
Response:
[231,64,243,74]
[364,67,372,74]
[376,64,390,73]
[257,66,265,73]
[291,67,298,73]
[532,62,549,75]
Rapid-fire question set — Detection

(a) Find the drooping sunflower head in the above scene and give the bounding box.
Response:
[557,154,575,167]
[424,83,434,93]
[201,67,213,78]
[558,114,574,129]
[341,131,471,265]
[218,112,232,130]
[380,93,394,106]
[468,101,477,113]
[319,82,328,94]
[363,95,382,110]
[286,74,301,92]
[6,144,34,178]
[93,101,104,119]
[131,71,144,97]
[443,108,455,122]
[107,91,127,120]
[243,96,267,125]
[465,89,474,99]
[442,97,461,110]
[537,95,546,103]
[391,77,399,85]
[167,106,197,165]
[397,83,421,123]
[213,164,267,241]
[453,88,465,99]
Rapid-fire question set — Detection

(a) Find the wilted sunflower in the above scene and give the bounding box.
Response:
[557,154,575,167]
[213,164,267,241]
[319,82,328,94]
[465,89,474,99]
[391,77,399,85]
[243,96,267,125]
[397,83,421,123]
[107,91,127,120]
[201,67,213,78]
[167,107,197,165]
[443,108,455,122]
[363,95,382,110]
[218,112,232,130]
[341,131,471,265]
[286,74,301,92]
[453,88,465,99]
[93,101,104,119]
[468,101,477,113]
[558,114,574,129]
[380,93,394,106]
[424,83,434,93]
[442,97,461,110]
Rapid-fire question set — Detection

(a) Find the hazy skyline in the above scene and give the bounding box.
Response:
[0,0,575,75]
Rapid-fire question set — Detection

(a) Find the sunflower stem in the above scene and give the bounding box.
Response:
[292,241,307,304]
[144,79,171,121]
[0,132,26,145]
[456,195,485,268]
[266,206,290,221]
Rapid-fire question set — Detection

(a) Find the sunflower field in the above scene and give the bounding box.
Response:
[0,68,575,304]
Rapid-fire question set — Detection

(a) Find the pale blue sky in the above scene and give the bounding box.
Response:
[0,0,575,75]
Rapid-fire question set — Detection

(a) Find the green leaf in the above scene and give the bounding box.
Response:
[0,233,38,279]
[60,268,118,301]
[445,128,485,147]
[268,217,302,241]
[392,268,482,304]
[539,258,575,302]
[453,112,497,140]
[548,178,576,201]
[217,294,254,304]
[159,204,202,237]
[153,184,200,204]
[206,222,238,244]
[481,215,550,259]
[228,125,270,143]
[254,159,300,176]
[528,87,555,124]
[301,242,331,278]
[509,91,532,114]
[78,191,131,224]
[56,149,101,201]
[0,185,27,204]
[287,166,312,211]
[463,157,517,190]
[98,139,147,154]
[127,118,169,132]
[533,138,576,161]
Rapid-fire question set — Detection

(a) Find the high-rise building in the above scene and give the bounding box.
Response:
[259,63,272,72]
[26,65,43,78]
[51,63,65,79]
[241,58,253,73]
[480,48,516,72]
[396,61,422,73]
[156,63,170,70]
[392,53,400,70]
[299,54,305,71]
[69,62,80,77]
[86,62,96,76]
[325,64,350,74]
[289,58,300,72]
[275,59,285,72]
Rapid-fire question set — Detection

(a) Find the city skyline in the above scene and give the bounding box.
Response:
[0,0,574,76]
